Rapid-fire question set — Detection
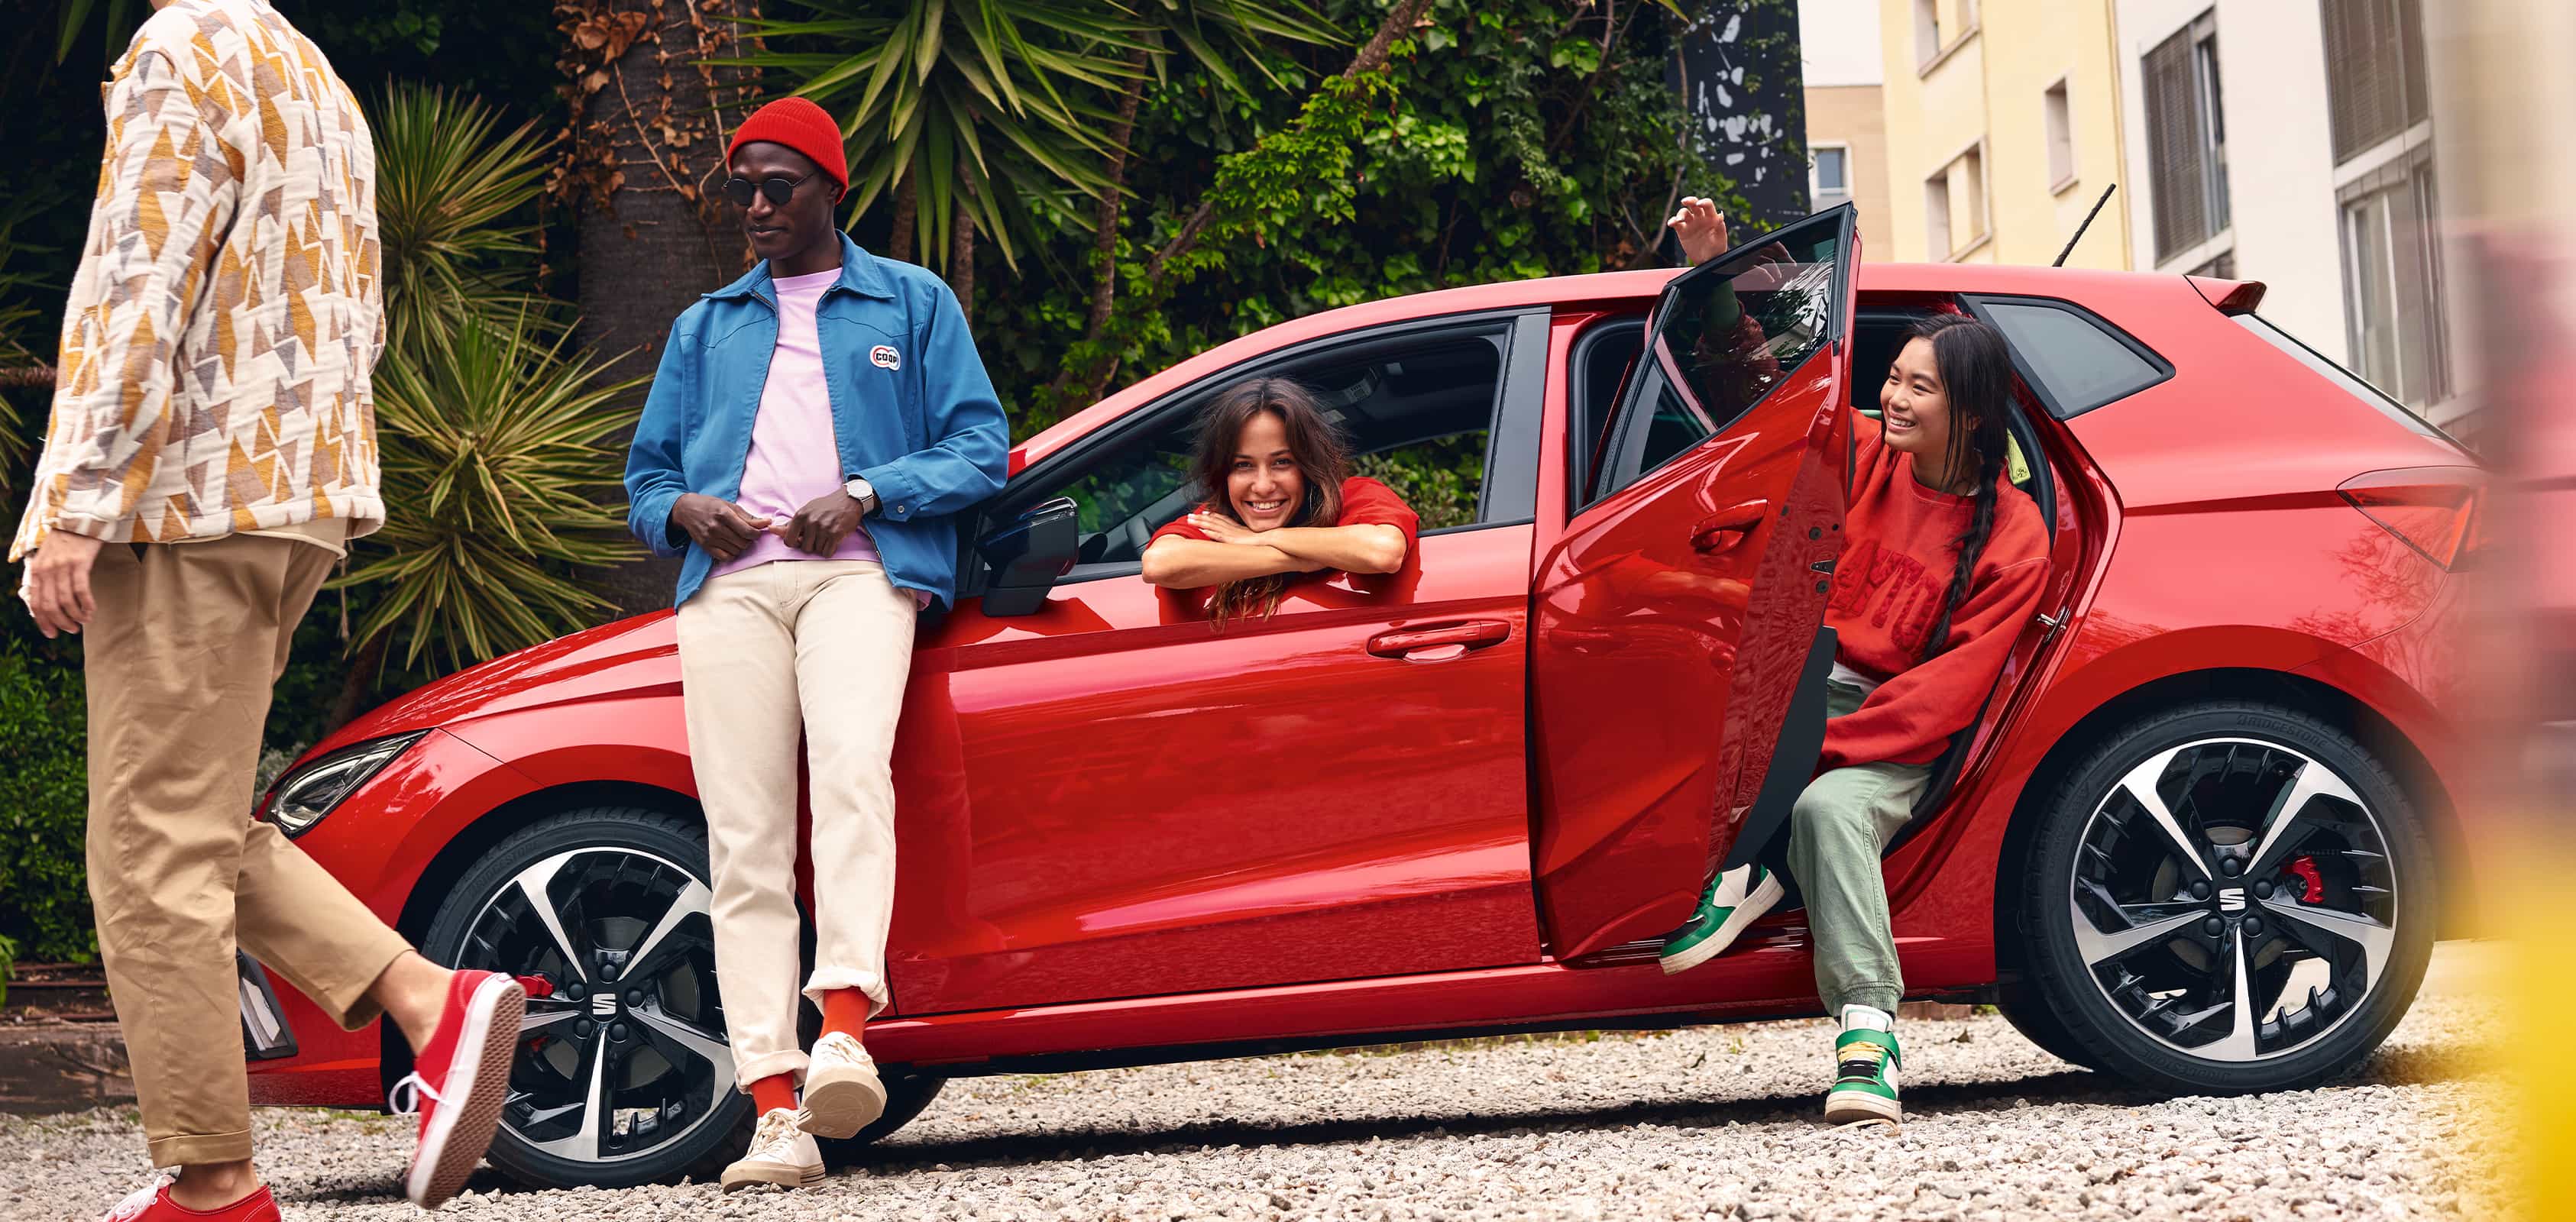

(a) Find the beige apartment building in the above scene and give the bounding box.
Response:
[1801,0,1895,259]
[1872,0,2135,269]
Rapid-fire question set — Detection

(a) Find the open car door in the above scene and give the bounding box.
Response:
[1531,205,1859,959]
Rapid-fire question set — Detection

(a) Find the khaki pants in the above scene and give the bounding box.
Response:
[1786,681,1934,1017]
[677,561,915,1088]
[85,535,414,1167]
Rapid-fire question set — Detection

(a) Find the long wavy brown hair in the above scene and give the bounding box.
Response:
[1186,376,1351,625]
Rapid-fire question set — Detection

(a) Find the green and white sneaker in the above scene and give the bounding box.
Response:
[1823,1004,1902,1127]
[1657,863,1785,975]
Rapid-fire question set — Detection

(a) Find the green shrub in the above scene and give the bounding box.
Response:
[0,645,94,964]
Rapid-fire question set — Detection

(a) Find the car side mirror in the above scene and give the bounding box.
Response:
[976,496,1079,617]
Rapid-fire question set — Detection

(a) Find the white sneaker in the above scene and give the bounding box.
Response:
[1823,1004,1903,1127]
[720,1107,822,1191]
[801,1030,888,1140]
[1658,863,1786,975]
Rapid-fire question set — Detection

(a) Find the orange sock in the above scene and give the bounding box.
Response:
[749,1072,798,1117]
[820,988,872,1039]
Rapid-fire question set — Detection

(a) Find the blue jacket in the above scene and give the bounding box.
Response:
[623,234,1010,609]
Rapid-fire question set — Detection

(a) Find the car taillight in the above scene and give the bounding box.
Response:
[2338,466,2484,570]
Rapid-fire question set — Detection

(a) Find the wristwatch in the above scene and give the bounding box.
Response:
[843,477,880,516]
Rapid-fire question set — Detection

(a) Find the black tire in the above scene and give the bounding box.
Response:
[419,807,750,1188]
[1992,979,2105,1071]
[2018,701,2435,1095]
[811,1069,949,1168]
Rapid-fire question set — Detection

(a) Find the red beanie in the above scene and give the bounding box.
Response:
[728,96,849,193]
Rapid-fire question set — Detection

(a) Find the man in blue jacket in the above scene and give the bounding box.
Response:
[623,96,1008,1192]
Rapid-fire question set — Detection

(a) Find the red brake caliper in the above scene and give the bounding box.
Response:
[516,975,555,1053]
[2286,855,2324,904]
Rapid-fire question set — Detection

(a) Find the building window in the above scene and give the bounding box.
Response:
[1927,144,1985,258]
[2339,149,2450,409]
[1811,144,1852,213]
[1915,0,1941,67]
[2322,0,2431,164]
[2143,11,2229,263]
[2043,79,2076,190]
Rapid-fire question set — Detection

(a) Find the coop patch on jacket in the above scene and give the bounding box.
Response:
[12,0,384,561]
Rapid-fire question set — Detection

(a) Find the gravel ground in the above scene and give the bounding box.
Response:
[0,993,2506,1221]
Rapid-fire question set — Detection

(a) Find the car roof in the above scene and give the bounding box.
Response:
[1020,263,2209,469]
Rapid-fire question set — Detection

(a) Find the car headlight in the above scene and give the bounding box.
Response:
[263,731,428,836]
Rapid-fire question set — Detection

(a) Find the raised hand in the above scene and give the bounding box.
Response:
[1667,196,1731,264]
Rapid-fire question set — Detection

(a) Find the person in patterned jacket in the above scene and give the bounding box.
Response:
[15,2,525,1217]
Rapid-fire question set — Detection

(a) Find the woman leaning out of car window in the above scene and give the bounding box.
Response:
[1652,198,2050,1131]
[1139,377,1420,625]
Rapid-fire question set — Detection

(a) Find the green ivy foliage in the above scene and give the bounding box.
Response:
[965,0,1752,441]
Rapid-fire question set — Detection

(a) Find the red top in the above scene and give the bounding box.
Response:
[1147,476,1422,571]
[1821,413,2050,770]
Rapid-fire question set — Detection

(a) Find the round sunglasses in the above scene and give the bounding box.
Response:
[722,173,809,208]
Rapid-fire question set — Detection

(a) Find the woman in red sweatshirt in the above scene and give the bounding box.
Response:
[1141,377,1420,622]
[1653,199,2050,1127]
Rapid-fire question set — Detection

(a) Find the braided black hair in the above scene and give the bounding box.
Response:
[1905,315,2015,661]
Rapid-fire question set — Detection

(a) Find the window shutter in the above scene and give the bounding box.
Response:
[2144,29,2205,260]
[2397,0,2430,126]
[2324,0,2418,163]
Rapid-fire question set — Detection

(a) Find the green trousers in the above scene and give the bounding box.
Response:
[1785,680,1934,1017]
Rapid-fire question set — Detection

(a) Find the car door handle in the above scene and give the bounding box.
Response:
[1367,619,1512,661]
[1691,500,1771,553]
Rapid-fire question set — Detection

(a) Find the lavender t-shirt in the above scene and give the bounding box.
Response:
[712,267,885,580]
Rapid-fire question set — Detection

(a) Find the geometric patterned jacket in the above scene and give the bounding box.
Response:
[11,0,383,562]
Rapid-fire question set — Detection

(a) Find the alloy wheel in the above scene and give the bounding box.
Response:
[457,847,733,1168]
[2067,737,2399,1063]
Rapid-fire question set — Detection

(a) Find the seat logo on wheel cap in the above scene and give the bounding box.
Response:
[2218,888,2246,913]
[592,994,620,1017]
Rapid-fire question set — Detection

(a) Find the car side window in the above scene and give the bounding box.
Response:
[1036,331,1511,580]
[1567,318,1645,503]
[1591,220,1846,505]
[1973,298,2170,419]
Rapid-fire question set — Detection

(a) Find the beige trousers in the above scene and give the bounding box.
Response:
[84,535,414,1166]
[676,560,916,1088]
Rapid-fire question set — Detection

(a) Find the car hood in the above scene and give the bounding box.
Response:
[323,612,681,752]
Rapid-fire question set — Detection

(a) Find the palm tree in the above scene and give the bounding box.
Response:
[324,82,645,723]
[0,200,49,493]
[348,310,642,674]
[370,86,559,351]
[739,0,1158,314]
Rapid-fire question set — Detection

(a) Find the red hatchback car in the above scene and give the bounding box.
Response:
[241,210,2477,1187]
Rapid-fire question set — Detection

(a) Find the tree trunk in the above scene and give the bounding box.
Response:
[888,173,917,263]
[1084,48,1154,340]
[948,187,975,320]
[559,0,762,618]
[1345,0,1435,78]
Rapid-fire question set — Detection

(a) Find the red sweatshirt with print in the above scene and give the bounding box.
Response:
[1821,413,2051,770]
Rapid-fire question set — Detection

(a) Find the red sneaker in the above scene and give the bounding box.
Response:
[389,969,526,1209]
[101,1179,280,1221]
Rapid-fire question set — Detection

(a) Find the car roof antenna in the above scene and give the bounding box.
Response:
[2053,183,2118,267]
